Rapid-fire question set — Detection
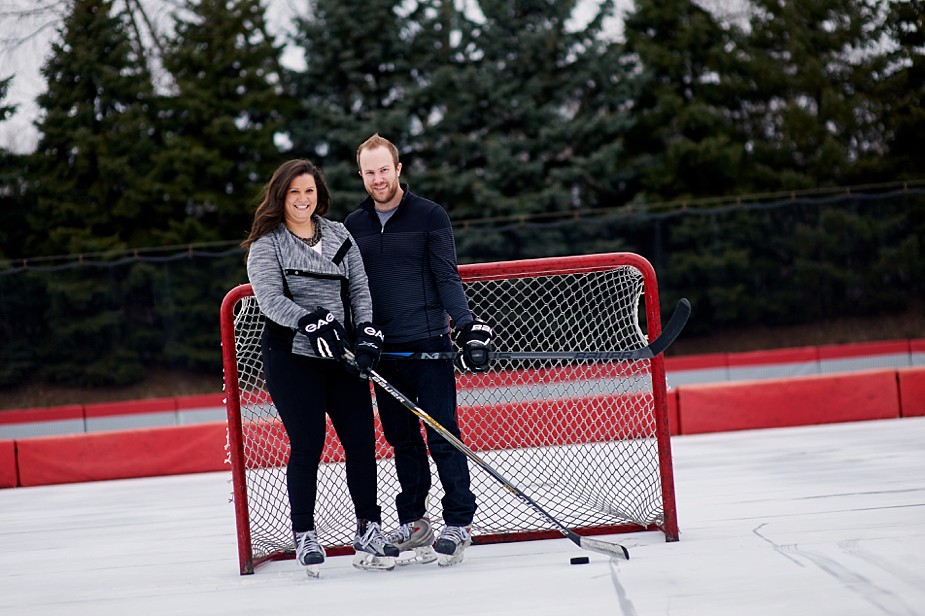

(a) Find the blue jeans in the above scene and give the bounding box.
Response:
[374,334,476,527]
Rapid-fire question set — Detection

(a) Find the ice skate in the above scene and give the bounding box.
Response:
[294,529,325,578]
[386,518,438,566]
[434,525,472,567]
[352,520,399,572]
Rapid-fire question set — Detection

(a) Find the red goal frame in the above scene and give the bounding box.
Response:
[221,252,679,574]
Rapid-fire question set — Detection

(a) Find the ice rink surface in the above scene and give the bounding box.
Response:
[2,417,924,616]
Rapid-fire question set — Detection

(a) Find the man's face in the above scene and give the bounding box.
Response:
[359,146,402,207]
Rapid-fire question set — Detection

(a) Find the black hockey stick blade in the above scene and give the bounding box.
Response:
[382,297,692,363]
[345,350,631,561]
[644,296,691,357]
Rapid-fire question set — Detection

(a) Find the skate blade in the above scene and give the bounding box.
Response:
[352,552,396,571]
[436,548,466,567]
[437,553,464,567]
[304,565,321,578]
[396,545,438,566]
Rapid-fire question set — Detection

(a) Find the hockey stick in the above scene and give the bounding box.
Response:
[382,297,692,363]
[343,350,631,561]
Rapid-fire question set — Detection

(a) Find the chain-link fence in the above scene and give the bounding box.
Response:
[2,187,924,393]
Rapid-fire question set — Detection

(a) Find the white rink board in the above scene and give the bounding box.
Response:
[1,417,924,616]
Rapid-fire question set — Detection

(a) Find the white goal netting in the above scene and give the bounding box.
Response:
[221,252,678,574]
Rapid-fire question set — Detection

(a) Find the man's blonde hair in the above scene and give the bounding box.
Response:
[357,133,400,169]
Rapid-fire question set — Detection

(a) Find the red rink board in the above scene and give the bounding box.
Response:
[83,396,178,418]
[0,440,17,488]
[176,392,226,410]
[898,367,925,417]
[0,404,84,425]
[15,422,228,487]
[726,345,820,367]
[666,388,680,435]
[817,339,910,360]
[678,369,901,434]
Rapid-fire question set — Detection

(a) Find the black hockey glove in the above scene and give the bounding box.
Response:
[350,322,385,377]
[454,319,493,372]
[297,307,347,360]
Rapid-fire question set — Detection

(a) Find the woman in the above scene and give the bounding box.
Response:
[243,159,397,576]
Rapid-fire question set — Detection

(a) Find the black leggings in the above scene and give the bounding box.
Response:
[262,340,381,532]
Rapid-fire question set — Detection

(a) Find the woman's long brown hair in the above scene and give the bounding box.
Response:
[241,159,332,253]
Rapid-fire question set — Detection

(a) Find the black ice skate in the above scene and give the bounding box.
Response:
[434,525,472,567]
[294,529,325,578]
[352,520,399,571]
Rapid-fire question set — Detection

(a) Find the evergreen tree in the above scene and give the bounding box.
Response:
[879,0,925,178]
[621,0,748,202]
[740,0,887,189]
[0,75,37,388]
[21,0,163,387]
[29,0,159,256]
[418,0,633,220]
[142,0,288,374]
[153,0,288,243]
[386,0,478,211]
[287,0,420,213]
[0,75,14,129]
[0,75,25,261]
[287,0,633,224]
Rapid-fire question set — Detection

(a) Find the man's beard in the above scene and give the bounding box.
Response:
[370,181,398,205]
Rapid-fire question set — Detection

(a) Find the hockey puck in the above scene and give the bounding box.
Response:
[570,556,590,565]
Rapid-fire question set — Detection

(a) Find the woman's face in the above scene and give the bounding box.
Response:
[283,173,317,228]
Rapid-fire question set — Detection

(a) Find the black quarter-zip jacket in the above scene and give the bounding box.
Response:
[344,185,474,344]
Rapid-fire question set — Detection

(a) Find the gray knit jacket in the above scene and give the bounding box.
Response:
[246,221,373,358]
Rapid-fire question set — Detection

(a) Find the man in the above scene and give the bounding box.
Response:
[344,133,492,567]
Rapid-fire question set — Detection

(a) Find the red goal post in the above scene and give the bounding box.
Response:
[220,252,679,575]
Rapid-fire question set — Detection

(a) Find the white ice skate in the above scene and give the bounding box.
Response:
[434,525,472,567]
[294,529,325,578]
[352,520,399,572]
[386,518,438,566]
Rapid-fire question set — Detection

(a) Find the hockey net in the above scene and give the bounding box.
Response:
[220,252,678,574]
